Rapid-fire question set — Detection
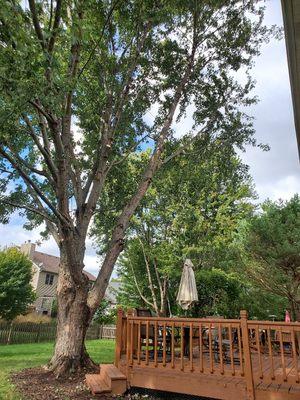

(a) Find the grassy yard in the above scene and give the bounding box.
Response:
[0,340,115,400]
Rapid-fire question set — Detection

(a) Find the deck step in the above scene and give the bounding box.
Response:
[85,374,111,395]
[100,364,127,381]
[100,364,127,395]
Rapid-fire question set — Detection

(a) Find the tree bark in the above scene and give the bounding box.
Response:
[49,247,96,377]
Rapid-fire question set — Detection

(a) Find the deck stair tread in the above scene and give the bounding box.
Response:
[100,364,127,380]
[85,374,111,394]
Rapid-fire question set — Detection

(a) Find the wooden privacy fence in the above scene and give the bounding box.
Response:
[0,322,116,344]
[114,309,300,400]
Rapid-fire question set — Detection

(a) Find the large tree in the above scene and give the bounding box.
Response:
[0,0,271,375]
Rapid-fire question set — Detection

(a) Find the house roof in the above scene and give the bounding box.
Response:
[281,0,300,157]
[33,250,96,281]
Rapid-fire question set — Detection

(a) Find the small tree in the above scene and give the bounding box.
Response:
[241,195,300,320]
[93,299,116,326]
[0,248,35,322]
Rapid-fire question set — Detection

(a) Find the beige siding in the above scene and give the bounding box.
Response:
[34,271,58,314]
[31,264,40,290]
[36,271,58,297]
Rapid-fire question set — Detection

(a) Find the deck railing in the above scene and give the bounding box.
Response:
[248,320,300,385]
[114,309,300,400]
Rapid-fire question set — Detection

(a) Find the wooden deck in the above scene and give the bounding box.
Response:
[118,352,300,399]
[86,309,300,399]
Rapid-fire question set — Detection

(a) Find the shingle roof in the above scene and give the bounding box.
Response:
[32,250,96,281]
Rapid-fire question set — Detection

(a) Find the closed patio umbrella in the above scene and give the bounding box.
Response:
[176,259,198,310]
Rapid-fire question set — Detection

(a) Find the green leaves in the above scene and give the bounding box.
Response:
[113,140,255,316]
[240,195,300,320]
[0,248,35,321]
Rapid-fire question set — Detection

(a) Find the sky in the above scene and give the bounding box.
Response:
[1,0,299,277]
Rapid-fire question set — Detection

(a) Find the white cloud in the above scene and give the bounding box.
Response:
[256,175,300,202]
[0,215,100,276]
[238,0,300,202]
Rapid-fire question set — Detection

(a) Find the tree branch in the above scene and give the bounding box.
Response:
[128,257,154,310]
[137,236,159,314]
[22,115,58,181]
[28,0,46,50]
[0,147,68,225]
[48,0,62,53]
[1,198,55,223]
[152,257,163,309]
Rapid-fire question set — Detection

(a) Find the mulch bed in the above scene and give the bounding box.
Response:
[10,367,112,400]
[10,367,212,400]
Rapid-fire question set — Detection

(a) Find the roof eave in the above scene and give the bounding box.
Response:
[281,0,300,158]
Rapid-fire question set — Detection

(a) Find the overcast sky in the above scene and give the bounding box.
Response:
[1,0,299,276]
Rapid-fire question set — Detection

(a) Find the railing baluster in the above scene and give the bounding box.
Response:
[291,328,299,383]
[267,327,275,380]
[146,321,149,365]
[154,321,158,367]
[255,325,263,379]
[181,322,184,371]
[171,322,175,369]
[130,320,134,366]
[209,323,213,373]
[163,322,166,367]
[279,328,287,381]
[190,322,193,371]
[199,323,203,373]
[137,321,141,365]
[229,323,235,376]
[237,325,244,377]
[218,323,224,375]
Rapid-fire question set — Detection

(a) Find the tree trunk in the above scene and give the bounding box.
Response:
[49,249,97,377]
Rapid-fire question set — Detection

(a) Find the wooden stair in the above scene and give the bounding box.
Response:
[86,364,127,396]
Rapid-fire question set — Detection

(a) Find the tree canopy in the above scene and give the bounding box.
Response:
[240,195,300,320]
[114,145,255,317]
[0,248,35,321]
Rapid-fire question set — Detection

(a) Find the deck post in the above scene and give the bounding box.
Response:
[114,308,124,367]
[240,310,255,400]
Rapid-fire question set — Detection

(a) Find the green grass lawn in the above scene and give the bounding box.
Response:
[0,340,115,400]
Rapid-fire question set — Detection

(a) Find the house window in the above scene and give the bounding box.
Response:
[45,273,54,285]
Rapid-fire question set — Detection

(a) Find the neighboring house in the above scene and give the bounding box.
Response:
[20,241,96,315]
[105,280,122,309]
[19,241,121,315]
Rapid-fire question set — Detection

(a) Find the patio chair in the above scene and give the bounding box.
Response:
[135,309,172,361]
